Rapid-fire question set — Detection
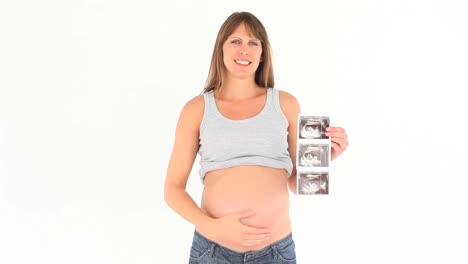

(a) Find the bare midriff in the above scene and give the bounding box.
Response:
[199,165,291,252]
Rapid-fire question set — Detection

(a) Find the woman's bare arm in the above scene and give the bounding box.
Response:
[163,95,214,230]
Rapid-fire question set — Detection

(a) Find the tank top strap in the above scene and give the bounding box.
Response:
[270,88,282,114]
[200,91,216,133]
[203,91,212,108]
[265,87,273,109]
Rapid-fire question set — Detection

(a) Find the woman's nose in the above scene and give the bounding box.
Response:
[239,47,249,55]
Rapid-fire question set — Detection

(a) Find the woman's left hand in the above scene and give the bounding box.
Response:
[325,127,348,160]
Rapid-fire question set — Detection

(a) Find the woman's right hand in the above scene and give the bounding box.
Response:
[198,211,272,247]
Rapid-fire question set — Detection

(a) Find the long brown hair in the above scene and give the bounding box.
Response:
[202,12,274,94]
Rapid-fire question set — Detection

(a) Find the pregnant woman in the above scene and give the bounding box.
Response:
[164,11,349,263]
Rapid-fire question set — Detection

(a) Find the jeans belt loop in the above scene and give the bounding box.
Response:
[209,242,216,257]
[271,244,279,260]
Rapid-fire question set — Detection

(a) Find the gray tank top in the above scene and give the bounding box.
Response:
[198,88,293,183]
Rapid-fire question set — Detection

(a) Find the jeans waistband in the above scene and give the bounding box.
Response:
[193,230,293,258]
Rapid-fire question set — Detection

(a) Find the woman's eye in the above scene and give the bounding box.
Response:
[249,42,259,46]
[231,40,240,44]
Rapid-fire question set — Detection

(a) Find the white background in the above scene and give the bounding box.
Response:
[1,0,467,263]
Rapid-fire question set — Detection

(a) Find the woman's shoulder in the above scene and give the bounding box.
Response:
[180,94,205,117]
[184,94,205,108]
[276,89,300,111]
[173,94,206,133]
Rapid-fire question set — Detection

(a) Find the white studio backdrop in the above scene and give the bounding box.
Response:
[1,0,467,263]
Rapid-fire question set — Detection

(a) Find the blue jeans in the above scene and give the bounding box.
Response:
[189,230,297,264]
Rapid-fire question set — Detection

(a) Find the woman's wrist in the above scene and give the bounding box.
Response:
[195,214,218,238]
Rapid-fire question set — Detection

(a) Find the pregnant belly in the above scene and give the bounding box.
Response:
[200,166,292,251]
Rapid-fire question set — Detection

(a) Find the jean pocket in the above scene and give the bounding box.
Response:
[189,241,211,261]
[276,240,296,262]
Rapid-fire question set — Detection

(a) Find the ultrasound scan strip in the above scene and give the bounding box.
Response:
[296,115,331,195]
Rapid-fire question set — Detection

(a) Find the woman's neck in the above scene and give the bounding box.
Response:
[218,78,263,100]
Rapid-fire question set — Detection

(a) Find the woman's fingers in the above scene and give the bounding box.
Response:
[240,233,272,245]
[326,127,347,139]
[243,225,272,235]
[326,126,349,159]
[326,127,348,148]
[240,238,270,246]
[331,141,343,154]
[330,137,348,150]
[326,126,346,133]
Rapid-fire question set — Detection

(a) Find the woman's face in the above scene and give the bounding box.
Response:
[222,23,263,80]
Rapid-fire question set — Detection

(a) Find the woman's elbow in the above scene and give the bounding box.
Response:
[163,181,185,206]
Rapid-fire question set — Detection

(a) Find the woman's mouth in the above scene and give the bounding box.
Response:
[234,60,251,65]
